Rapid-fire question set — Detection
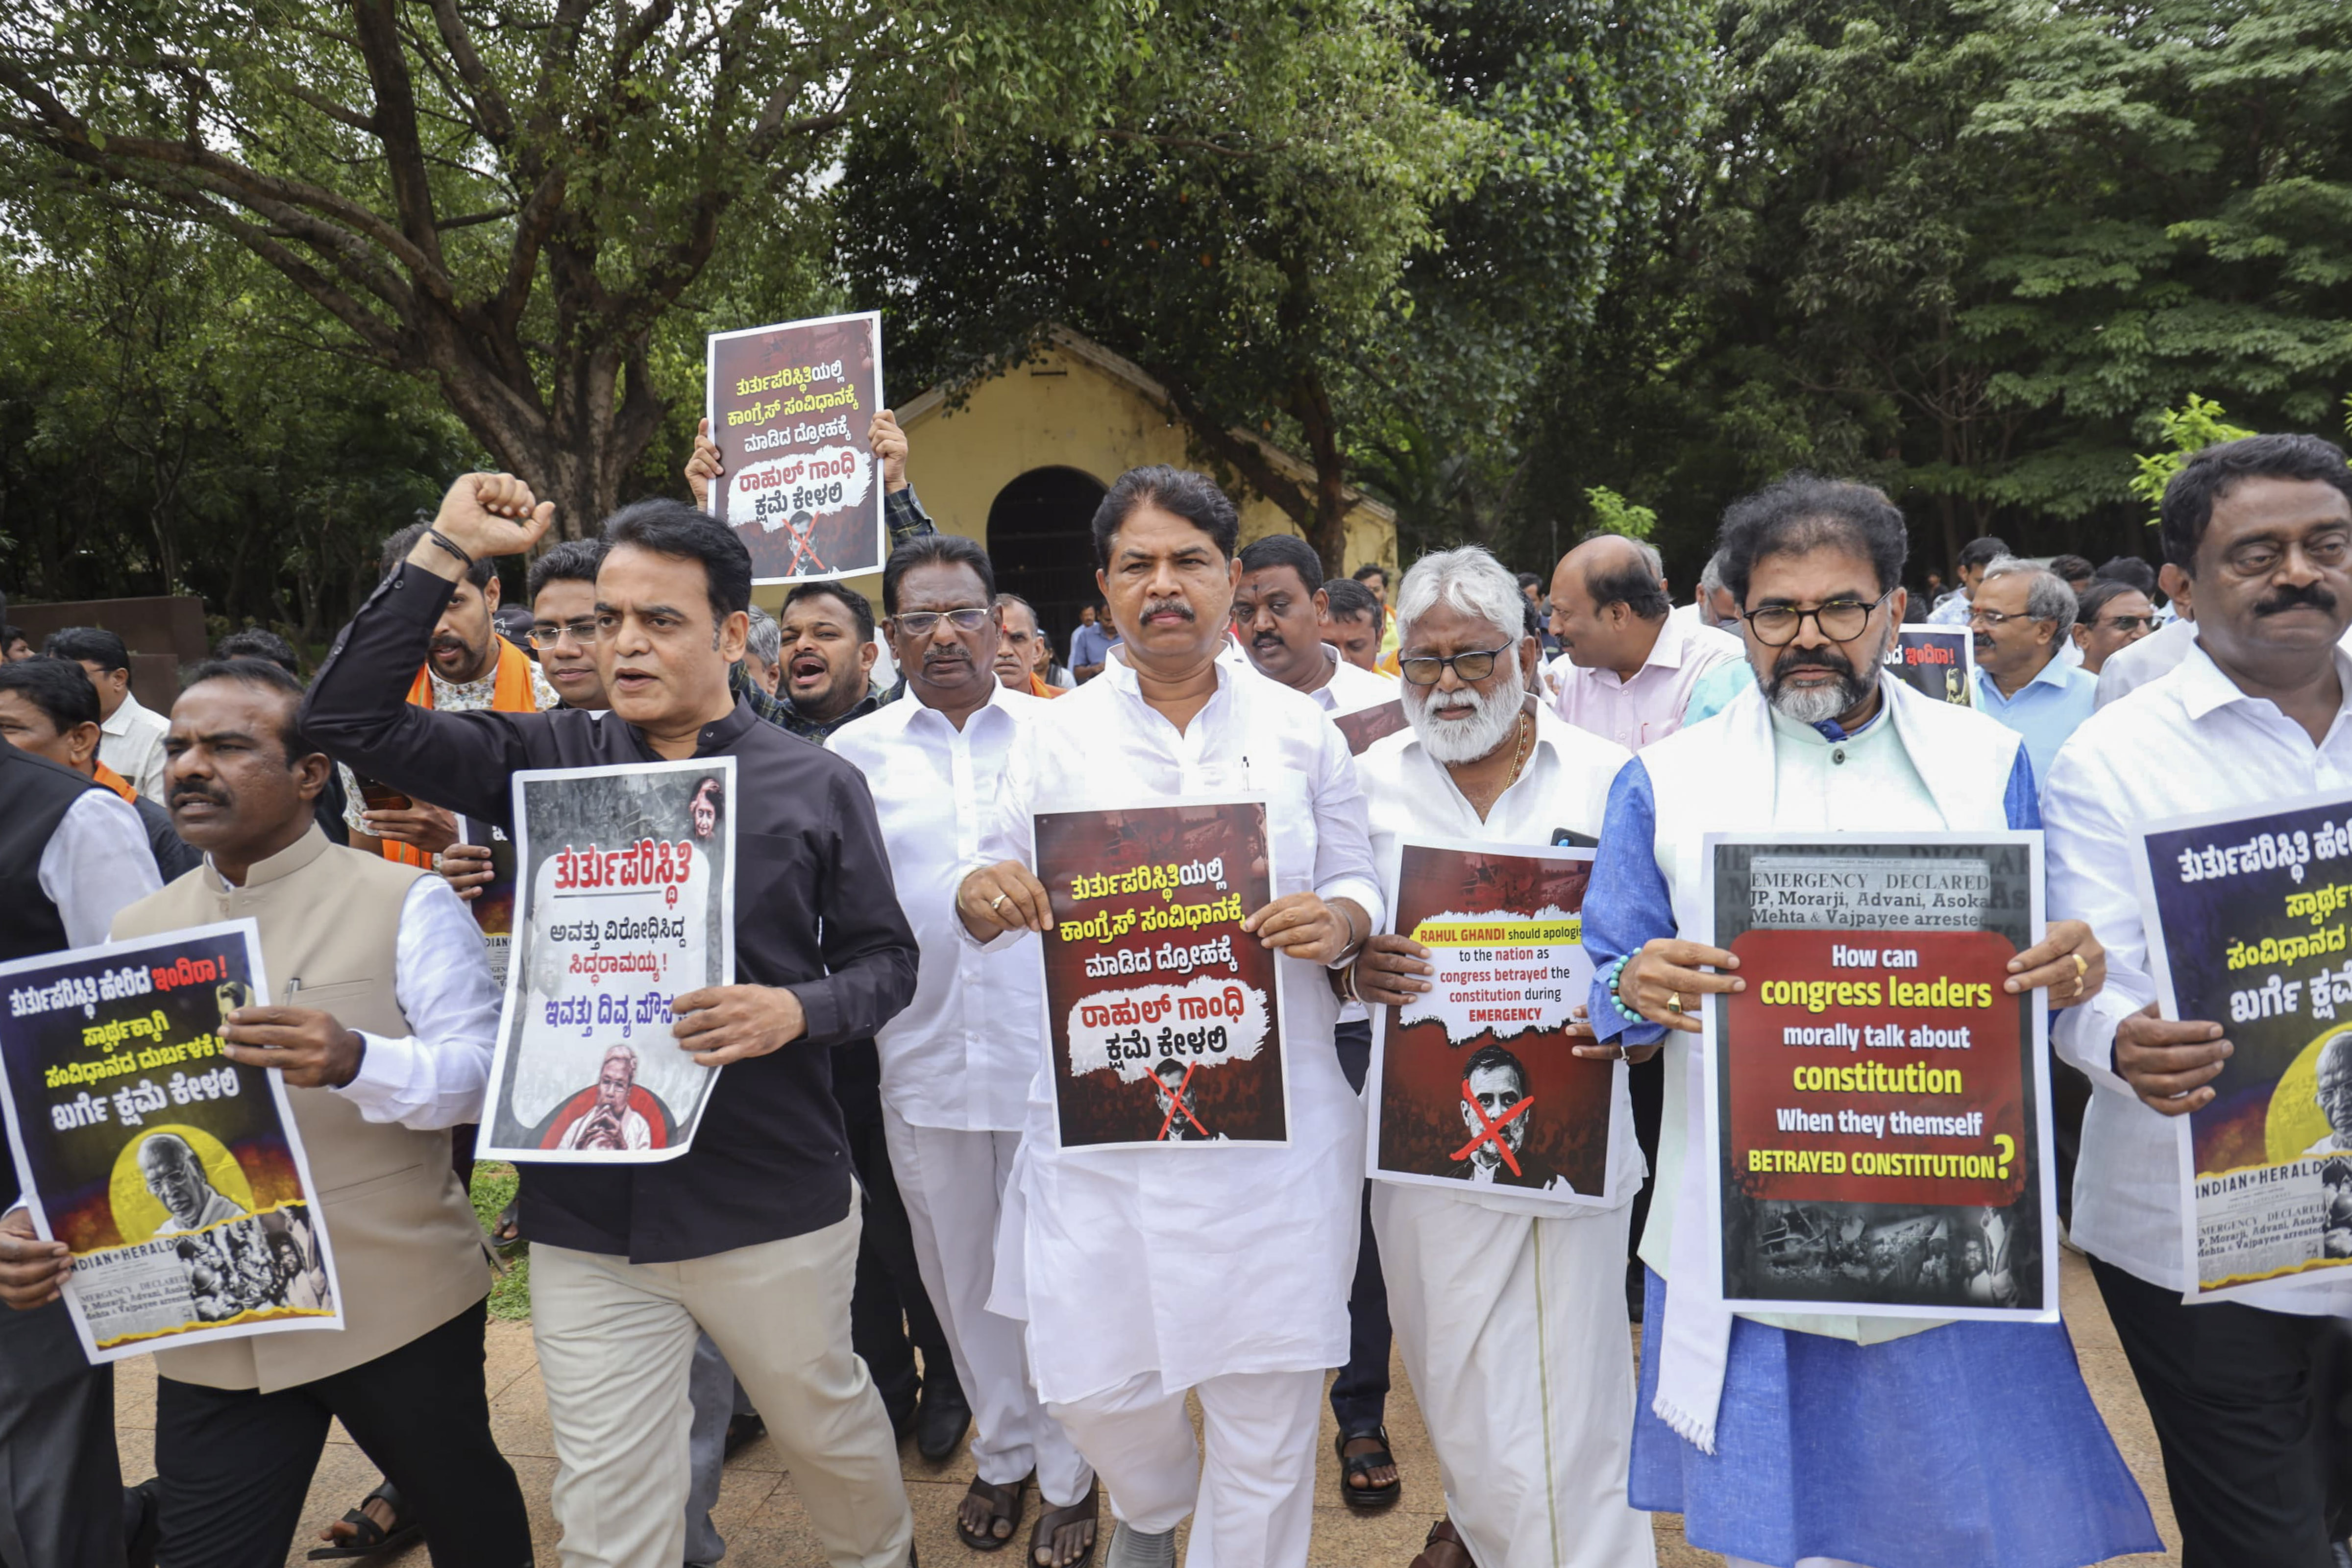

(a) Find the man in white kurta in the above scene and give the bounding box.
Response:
[833,535,1099,1565]
[956,467,1381,1568]
[1347,547,1652,1568]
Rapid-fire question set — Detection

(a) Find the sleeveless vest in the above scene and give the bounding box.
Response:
[111,826,490,1392]
[0,745,103,964]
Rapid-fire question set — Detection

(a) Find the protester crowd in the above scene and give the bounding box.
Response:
[0,409,2349,1568]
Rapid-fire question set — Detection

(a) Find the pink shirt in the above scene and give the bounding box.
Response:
[1546,614,1745,752]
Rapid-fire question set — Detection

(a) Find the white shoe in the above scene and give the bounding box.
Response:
[1104,1522,1177,1568]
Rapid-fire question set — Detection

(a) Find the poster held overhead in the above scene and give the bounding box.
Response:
[477,757,737,1164]
[1368,838,1622,1206]
[2134,790,2352,1298]
[1702,832,2058,1321]
[1033,797,1288,1149]
[0,921,343,1362]
[705,311,885,585]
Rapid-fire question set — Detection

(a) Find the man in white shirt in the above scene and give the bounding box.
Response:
[1665,550,1740,637]
[956,466,1380,1568]
[2043,432,2352,1566]
[48,625,170,802]
[1545,535,1742,754]
[1231,534,1395,717]
[833,535,1099,1568]
[1583,476,2154,1568]
[1345,545,1650,1568]
[1925,535,2009,626]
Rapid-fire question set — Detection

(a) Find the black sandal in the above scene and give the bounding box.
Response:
[956,1474,1027,1553]
[1334,1424,1401,1511]
[1026,1482,1099,1568]
[305,1481,422,1560]
[1409,1517,1473,1568]
[490,1200,524,1256]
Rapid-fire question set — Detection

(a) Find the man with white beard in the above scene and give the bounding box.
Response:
[1344,545,1653,1568]
[1580,477,2159,1568]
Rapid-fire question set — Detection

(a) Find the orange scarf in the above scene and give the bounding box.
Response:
[92,761,138,803]
[1027,672,1066,700]
[381,638,537,865]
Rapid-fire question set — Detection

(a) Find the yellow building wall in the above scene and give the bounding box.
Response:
[755,340,1397,613]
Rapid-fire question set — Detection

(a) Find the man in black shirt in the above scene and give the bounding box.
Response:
[300,474,920,1568]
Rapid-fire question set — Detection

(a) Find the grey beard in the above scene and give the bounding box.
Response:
[1408,658,1527,763]
[1767,673,1860,727]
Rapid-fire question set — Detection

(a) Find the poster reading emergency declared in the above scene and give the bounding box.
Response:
[1884,626,1973,707]
[1368,839,1619,1206]
[2136,792,2352,1298]
[478,757,736,1164]
[1034,798,1286,1149]
[1702,833,2056,1321]
[0,922,343,1363]
[705,311,884,584]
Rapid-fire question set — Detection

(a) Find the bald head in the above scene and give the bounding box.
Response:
[1548,536,1672,677]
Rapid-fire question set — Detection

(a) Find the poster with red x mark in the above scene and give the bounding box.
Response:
[704,312,885,584]
[1366,839,1622,1206]
[1033,797,1288,1149]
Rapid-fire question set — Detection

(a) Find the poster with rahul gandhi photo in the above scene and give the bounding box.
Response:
[704,311,885,584]
[1033,797,1288,1149]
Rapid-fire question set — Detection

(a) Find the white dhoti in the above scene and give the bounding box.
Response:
[883,1104,1094,1507]
[1372,1182,1655,1568]
[1045,1367,1324,1568]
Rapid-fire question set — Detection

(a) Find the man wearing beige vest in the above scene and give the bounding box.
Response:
[109,658,530,1567]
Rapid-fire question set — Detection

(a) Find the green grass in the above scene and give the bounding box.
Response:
[468,1160,532,1321]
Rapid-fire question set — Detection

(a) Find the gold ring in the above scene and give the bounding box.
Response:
[2071,953,2087,978]
[1668,991,1684,1012]
[989,894,1009,912]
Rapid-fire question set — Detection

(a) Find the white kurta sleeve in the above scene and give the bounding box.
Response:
[1307,718,1384,948]
[2041,746,2151,1093]
[955,724,1043,954]
[47,790,163,946]
[335,876,500,1128]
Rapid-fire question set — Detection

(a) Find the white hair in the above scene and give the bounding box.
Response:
[743,605,782,667]
[1396,546,1525,647]
[1979,558,2078,640]
[1699,551,1727,594]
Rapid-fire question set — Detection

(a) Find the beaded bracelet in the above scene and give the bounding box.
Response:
[1603,955,1643,1022]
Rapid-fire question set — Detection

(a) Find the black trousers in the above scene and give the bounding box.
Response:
[1329,1020,1393,1433]
[2092,1257,2352,1567]
[833,1039,956,1421]
[0,1301,123,1568]
[152,1299,530,1568]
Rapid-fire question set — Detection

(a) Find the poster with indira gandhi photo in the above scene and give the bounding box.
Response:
[0,921,343,1363]
[1033,797,1287,1149]
[704,311,885,584]
[2135,791,2352,1299]
[1702,832,2057,1322]
[476,757,737,1165]
[1367,839,1620,1206]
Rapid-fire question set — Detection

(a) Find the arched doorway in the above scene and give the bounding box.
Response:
[986,466,1109,663]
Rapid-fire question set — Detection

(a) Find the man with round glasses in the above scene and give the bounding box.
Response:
[1578,475,2156,1568]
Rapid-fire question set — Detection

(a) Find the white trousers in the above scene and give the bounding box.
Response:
[883,1106,1095,1507]
[1727,1560,1866,1568]
[530,1209,912,1568]
[1047,1368,1323,1568]
[1373,1183,1655,1568]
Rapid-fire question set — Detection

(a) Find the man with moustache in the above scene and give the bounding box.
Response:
[1231,535,1396,718]
[1966,557,2097,787]
[1582,476,2156,1568]
[2044,434,2352,1565]
[301,478,921,1568]
[1545,534,1742,754]
[2069,578,2158,676]
[343,521,557,865]
[993,594,1069,700]
[1343,544,1649,1568]
[957,466,1379,1568]
[836,539,1101,1565]
[0,659,199,878]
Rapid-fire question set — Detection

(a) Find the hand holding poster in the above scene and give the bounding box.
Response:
[705,311,885,584]
[477,758,736,1163]
[0,922,342,1362]
[1369,840,1620,1204]
[1034,798,1287,1148]
[1703,833,2057,1320]
[2136,791,2352,1297]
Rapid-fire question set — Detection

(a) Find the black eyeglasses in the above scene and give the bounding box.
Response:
[2095,614,2154,634]
[1966,606,2047,630]
[890,608,992,637]
[1398,642,1514,686]
[527,618,599,648]
[1743,589,1894,647]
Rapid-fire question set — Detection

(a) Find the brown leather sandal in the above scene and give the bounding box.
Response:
[956,1475,1027,1552]
[1408,1516,1474,1568]
[1027,1482,1100,1568]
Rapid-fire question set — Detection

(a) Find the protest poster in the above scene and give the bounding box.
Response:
[704,311,885,584]
[1367,838,1620,1206]
[1334,699,1409,757]
[2135,791,2352,1298]
[1884,626,1973,707]
[1702,833,2057,1320]
[0,921,343,1362]
[476,757,736,1164]
[460,813,518,986]
[1034,797,1287,1148]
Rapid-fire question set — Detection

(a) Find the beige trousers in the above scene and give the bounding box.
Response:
[531,1208,911,1568]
